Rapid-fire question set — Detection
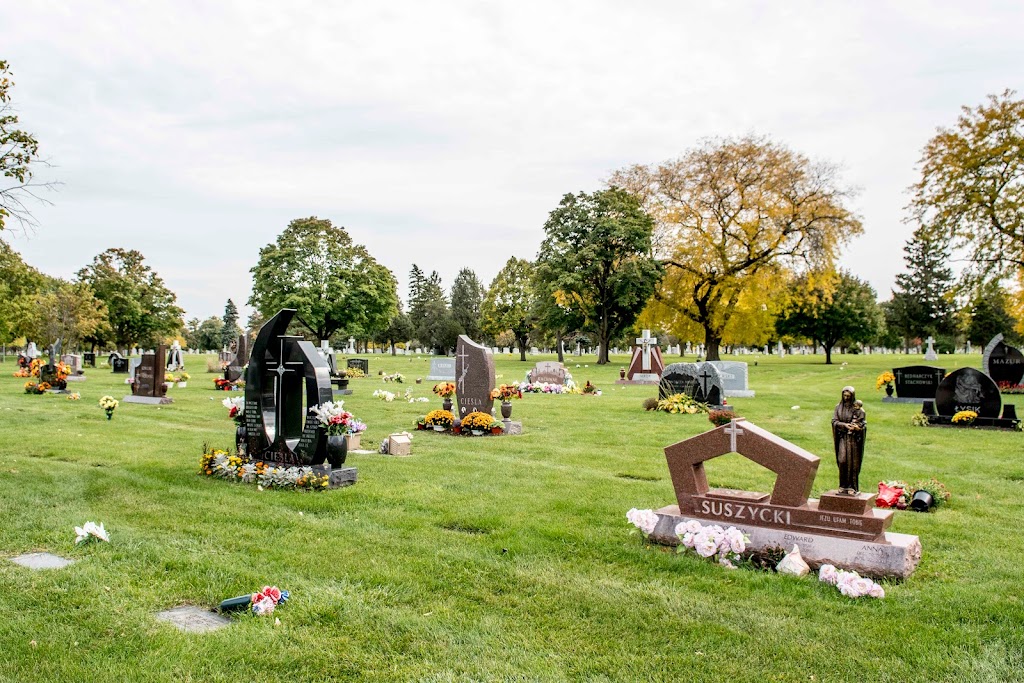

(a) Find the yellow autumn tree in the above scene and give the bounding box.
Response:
[610,135,863,360]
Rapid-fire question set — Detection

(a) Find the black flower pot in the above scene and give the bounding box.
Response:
[885,384,894,397]
[326,434,348,468]
[910,490,934,512]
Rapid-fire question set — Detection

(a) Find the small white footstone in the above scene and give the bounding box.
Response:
[156,606,231,633]
[8,553,76,570]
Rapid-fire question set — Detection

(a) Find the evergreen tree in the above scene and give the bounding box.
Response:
[450,268,485,341]
[221,299,240,349]
[965,280,1020,345]
[888,226,955,348]
[408,266,450,352]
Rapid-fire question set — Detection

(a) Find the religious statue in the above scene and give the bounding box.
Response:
[831,386,866,494]
[166,340,185,371]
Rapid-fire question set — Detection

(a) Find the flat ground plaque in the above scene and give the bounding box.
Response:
[156,606,231,633]
[8,552,76,570]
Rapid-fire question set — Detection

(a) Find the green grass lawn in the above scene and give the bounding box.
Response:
[1,351,1022,682]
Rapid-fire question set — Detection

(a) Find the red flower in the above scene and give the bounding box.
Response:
[229,406,240,418]
[261,586,282,603]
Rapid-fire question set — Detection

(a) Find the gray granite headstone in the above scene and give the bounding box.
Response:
[155,606,231,633]
[659,362,724,405]
[427,358,456,380]
[707,361,753,398]
[455,335,496,417]
[529,361,567,384]
[9,552,76,570]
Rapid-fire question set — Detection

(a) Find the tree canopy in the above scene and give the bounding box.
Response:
[249,217,398,341]
[1,60,55,235]
[534,188,662,364]
[887,225,956,349]
[611,135,863,360]
[481,257,535,361]
[450,268,486,342]
[76,248,183,349]
[909,89,1024,282]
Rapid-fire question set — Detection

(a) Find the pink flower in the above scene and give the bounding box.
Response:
[818,564,839,585]
[261,586,282,603]
[868,583,886,599]
[253,596,276,616]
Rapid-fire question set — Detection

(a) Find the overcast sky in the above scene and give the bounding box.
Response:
[4,1,1023,321]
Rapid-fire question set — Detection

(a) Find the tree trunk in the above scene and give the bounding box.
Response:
[704,327,722,361]
[556,331,564,364]
[824,344,834,365]
[390,341,396,356]
[598,340,609,364]
[518,334,528,361]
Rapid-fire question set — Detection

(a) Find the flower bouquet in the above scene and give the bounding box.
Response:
[382,372,404,383]
[310,401,365,436]
[461,411,493,435]
[707,409,735,426]
[951,410,977,425]
[675,519,750,569]
[74,521,110,544]
[490,384,523,402]
[657,393,710,414]
[24,381,47,395]
[875,371,895,392]
[222,395,245,423]
[580,381,600,395]
[433,382,456,398]
[818,564,885,599]
[99,395,118,419]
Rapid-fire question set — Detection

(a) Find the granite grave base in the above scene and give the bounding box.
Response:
[65,375,87,382]
[8,552,76,570]
[924,415,1020,430]
[650,506,922,579]
[881,396,927,404]
[156,606,232,633]
[724,389,755,398]
[614,378,661,386]
[332,389,353,397]
[122,395,174,405]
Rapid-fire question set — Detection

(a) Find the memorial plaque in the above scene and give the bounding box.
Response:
[707,360,754,398]
[427,357,456,380]
[934,367,1001,418]
[659,362,723,405]
[243,309,355,486]
[529,361,567,384]
[892,366,945,399]
[983,334,1024,386]
[455,335,496,417]
[347,358,369,375]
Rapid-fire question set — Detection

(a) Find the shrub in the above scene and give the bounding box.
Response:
[708,410,735,426]
[642,397,659,411]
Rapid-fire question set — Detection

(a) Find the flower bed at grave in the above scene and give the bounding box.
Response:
[24,381,50,394]
[518,381,568,394]
[342,366,366,378]
[199,448,330,491]
[214,378,244,391]
[655,393,710,414]
[875,478,951,511]
[951,410,978,425]
[998,381,1024,394]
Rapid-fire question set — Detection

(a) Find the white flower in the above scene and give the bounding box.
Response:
[680,519,703,535]
[252,596,276,616]
[626,508,659,536]
[74,521,109,544]
[791,405,800,410]
[818,564,838,585]
[221,396,245,412]
[868,582,886,599]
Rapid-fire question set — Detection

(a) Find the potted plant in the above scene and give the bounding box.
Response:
[424,409,454,432]
[433,382,456,412]
[164,372,175,392]
[489,419,504,435]
[462,411,492,436]
[875,371,895,397]
[909,478,951,512]
[707,409,735,427]
[951,410,977,426]
[490,384,523,420]
[177,372,190,388]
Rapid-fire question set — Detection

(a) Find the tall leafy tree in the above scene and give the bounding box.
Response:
[964,280,1020,345]
[776,271,881,364]
[909,89,1024,283]
[221,299,240,348]
[535,188,662,364]
[1,60,56,235]
[887,225,956,349]
[77,248,184,349]
[195,316,225,351]
[374,309,414,356]
[249,217,398,341]
[0,241,45,343]
[408,265,449,350]
[9,279,108,348]
[611,135,862,360]
[450,268,485,341]
[481,257,535,361]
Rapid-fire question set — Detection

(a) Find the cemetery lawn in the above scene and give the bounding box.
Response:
[1,353,1023,683]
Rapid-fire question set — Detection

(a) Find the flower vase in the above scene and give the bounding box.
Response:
[619,368,626,379]
[326,434,348,468]
[910,490,934,512]
[105,409,114,420]
[235,423,246,455]
[501,401,512,420]
[442,397,452,412]
[885,384,894,397]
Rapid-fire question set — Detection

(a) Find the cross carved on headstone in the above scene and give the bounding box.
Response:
[724,420,743,452]
[636,329,657,371]
[267,337,304,443]
[698,368,713,397]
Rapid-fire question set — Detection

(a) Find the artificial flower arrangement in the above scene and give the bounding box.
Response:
[580,381,601,396]
[372,389,396,402]
[223,396,245,423]
[178,372,190,382]
[310,400,366,436]
[910,413,930,427]
[876,477,952,512]
[99,395,119,419]
[67,392,81,401]
[875,371,895,391]
[818,564,885,599]
[518,381,566,394]
[165,372,176,383]
[997,381,1024,394]
[490,384,523,402]
[200,447,330,491]
[951,410,978,425]
[12,367,30,378]
[656,393,710,414]
[382,372,405,383]
[23,381,50,395]
[433,382,456,398]
[214,378,244,391]
[423,409,454,429]
[74,521,110,544]
[251,585,289,616]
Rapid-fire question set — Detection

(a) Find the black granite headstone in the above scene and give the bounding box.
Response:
[986,340,1024,386]
[347,358,369,375]
[110,352,129,373]
[934,368,1001,418]
[83,352,96,367]
[659,362,723,405]
[892,366,945,399]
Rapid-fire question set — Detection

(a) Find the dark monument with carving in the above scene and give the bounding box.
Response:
[123,345,173,404]
[455,335,496,418]
[109,352,129,374]
[658,362,726,407]
[922,367,1019,429]
[347,358,369,375]
[224,333,249,383]
[528,361,567,385]
[883,365,945,403]
[643,418,921,578]
[242,309,356,487]
[983,334,1024,387]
